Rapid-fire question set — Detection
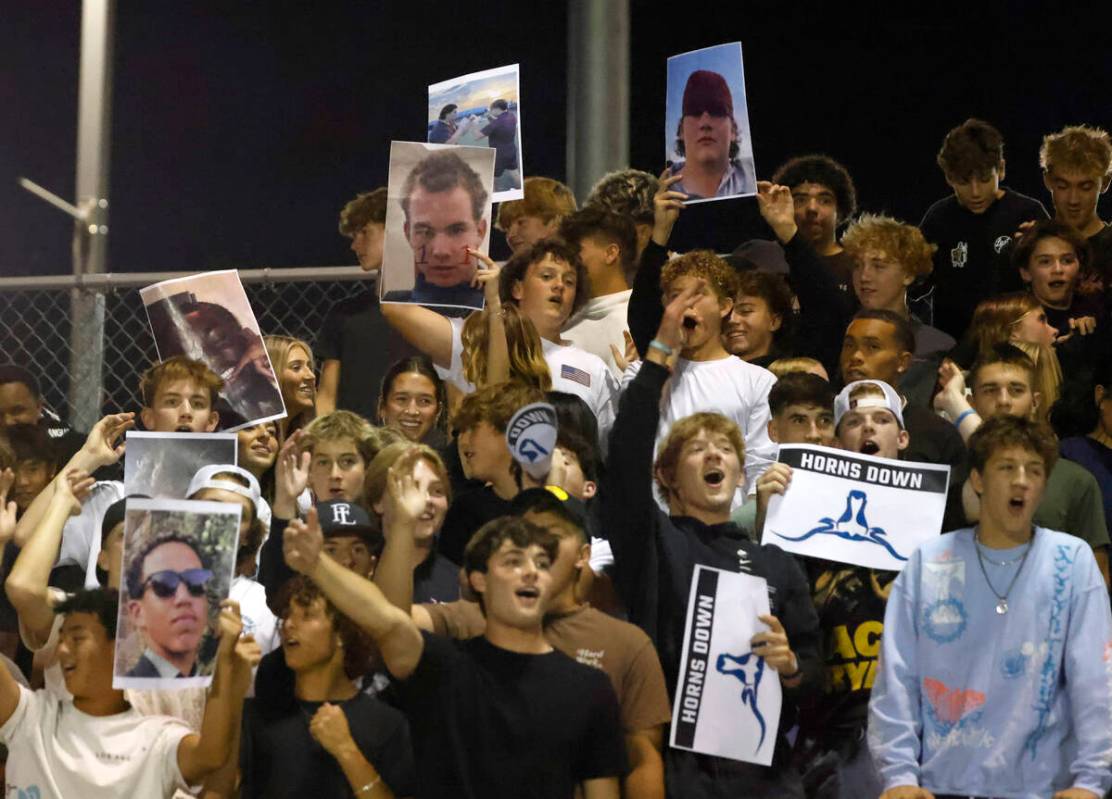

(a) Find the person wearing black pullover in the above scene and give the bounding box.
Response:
[603,285,821,798]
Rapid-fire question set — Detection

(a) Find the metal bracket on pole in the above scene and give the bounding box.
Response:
[15,1,117,431]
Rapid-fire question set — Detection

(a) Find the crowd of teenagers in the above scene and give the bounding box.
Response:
[0,117,1111,799]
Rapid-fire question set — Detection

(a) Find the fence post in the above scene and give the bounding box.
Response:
[67,0,116,429]
[68,288,106,432]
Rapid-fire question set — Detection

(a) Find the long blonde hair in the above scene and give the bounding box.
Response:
[264,334,316,435]
[968,294,1061,421]
[461,305,552,390]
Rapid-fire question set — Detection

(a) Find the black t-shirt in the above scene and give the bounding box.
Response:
[918,189,1048,340]
[239,692,416,799]
[413,550,461,604]
[902,402,966,468]
[315,287,418,421]
[436,486,514,566]
[395,633,627,798]
[1088,223,1112,289]
[819,250,857,297]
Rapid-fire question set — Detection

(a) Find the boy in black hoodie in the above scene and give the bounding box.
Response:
[603,282,820,798]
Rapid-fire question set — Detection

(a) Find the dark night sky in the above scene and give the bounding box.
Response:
[3,2,1111,277]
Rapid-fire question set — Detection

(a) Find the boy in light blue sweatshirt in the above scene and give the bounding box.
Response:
[869,415,1112,799]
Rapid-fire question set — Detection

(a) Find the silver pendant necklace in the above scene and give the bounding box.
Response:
[973,530,1034,615]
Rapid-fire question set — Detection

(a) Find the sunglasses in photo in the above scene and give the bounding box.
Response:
[142,568,213,599]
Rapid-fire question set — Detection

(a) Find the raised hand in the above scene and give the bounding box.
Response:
[284,506,324,575]
[751,614,797,676]
[1059,315,1098,342]
[755,463,792,509]
[382,450,427,533]
[653,278,706,358]
[78,412,135,469]
[0,469,16,544]
[652,168,687,247]
[609,329,639,374]
[274,430,310,516]
[57,468,97,517]
[467,247,503,308]
[216,600,244,660]
[933,358,972,419]
[755,181,797,243]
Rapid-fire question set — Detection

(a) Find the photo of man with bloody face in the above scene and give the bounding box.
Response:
[115,498,239,688]
[380,142,496,311]
[666,43,757,202]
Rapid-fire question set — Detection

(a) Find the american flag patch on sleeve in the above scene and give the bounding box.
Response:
[560,363,592,388]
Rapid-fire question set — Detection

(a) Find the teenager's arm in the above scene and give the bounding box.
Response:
[756,182,852,373]
[628,170,686,356]
[605,285,698,608]
[178,602,262,785]
[624,726,664,799]
[868,563,925,794]
[1063,545,1112,798]
[285,508,425,679]
[380,303,454,369]
[471,248,509,386]
[316,360,341,416]
[12,413,132,548]
[258,517,295,614]
[582,778,621,799]
[6,470,94,647]
[372,455,425,616]
[310,703,396,798]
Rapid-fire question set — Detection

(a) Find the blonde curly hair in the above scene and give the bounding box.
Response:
[842,214,936,279]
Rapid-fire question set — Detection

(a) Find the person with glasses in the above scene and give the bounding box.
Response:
[124,534,212,679]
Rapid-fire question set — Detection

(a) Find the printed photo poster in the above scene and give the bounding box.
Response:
[114,498,239,690]
[670,565,782,766]
[427,63,523,201]
[140,269,286,431]
[124,431,237,499]
[665,42,757,203]
[761,444,950,571]
[380,141,496,312]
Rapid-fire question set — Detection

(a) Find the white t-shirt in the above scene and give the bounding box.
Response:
[53,480,125,588]
[230,575,280,655]
[434,316,620,437]
[0,684,192,798]
[561,290,632,379]
[623,355,777,498]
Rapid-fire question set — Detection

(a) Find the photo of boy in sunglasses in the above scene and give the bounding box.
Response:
[116,499,239,686]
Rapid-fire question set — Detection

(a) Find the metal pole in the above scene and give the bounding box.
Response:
[566,0,630,202]
[68,0,115,432]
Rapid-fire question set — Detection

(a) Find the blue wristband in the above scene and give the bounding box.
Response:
[648,339,674,357]
[954,408,977,428]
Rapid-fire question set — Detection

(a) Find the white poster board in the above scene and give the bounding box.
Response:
[761,444,950,571]
[670,565,782,766]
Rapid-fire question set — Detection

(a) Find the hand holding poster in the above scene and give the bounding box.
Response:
[428,64,523,201]
[140,269,286,431]
[380,141,496,311]
[665,42,757,202]
[670,565,781,766]
[114,498,239,690]
[761,444,950,571]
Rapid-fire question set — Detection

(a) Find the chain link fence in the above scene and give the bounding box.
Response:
[0,268,371,431]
